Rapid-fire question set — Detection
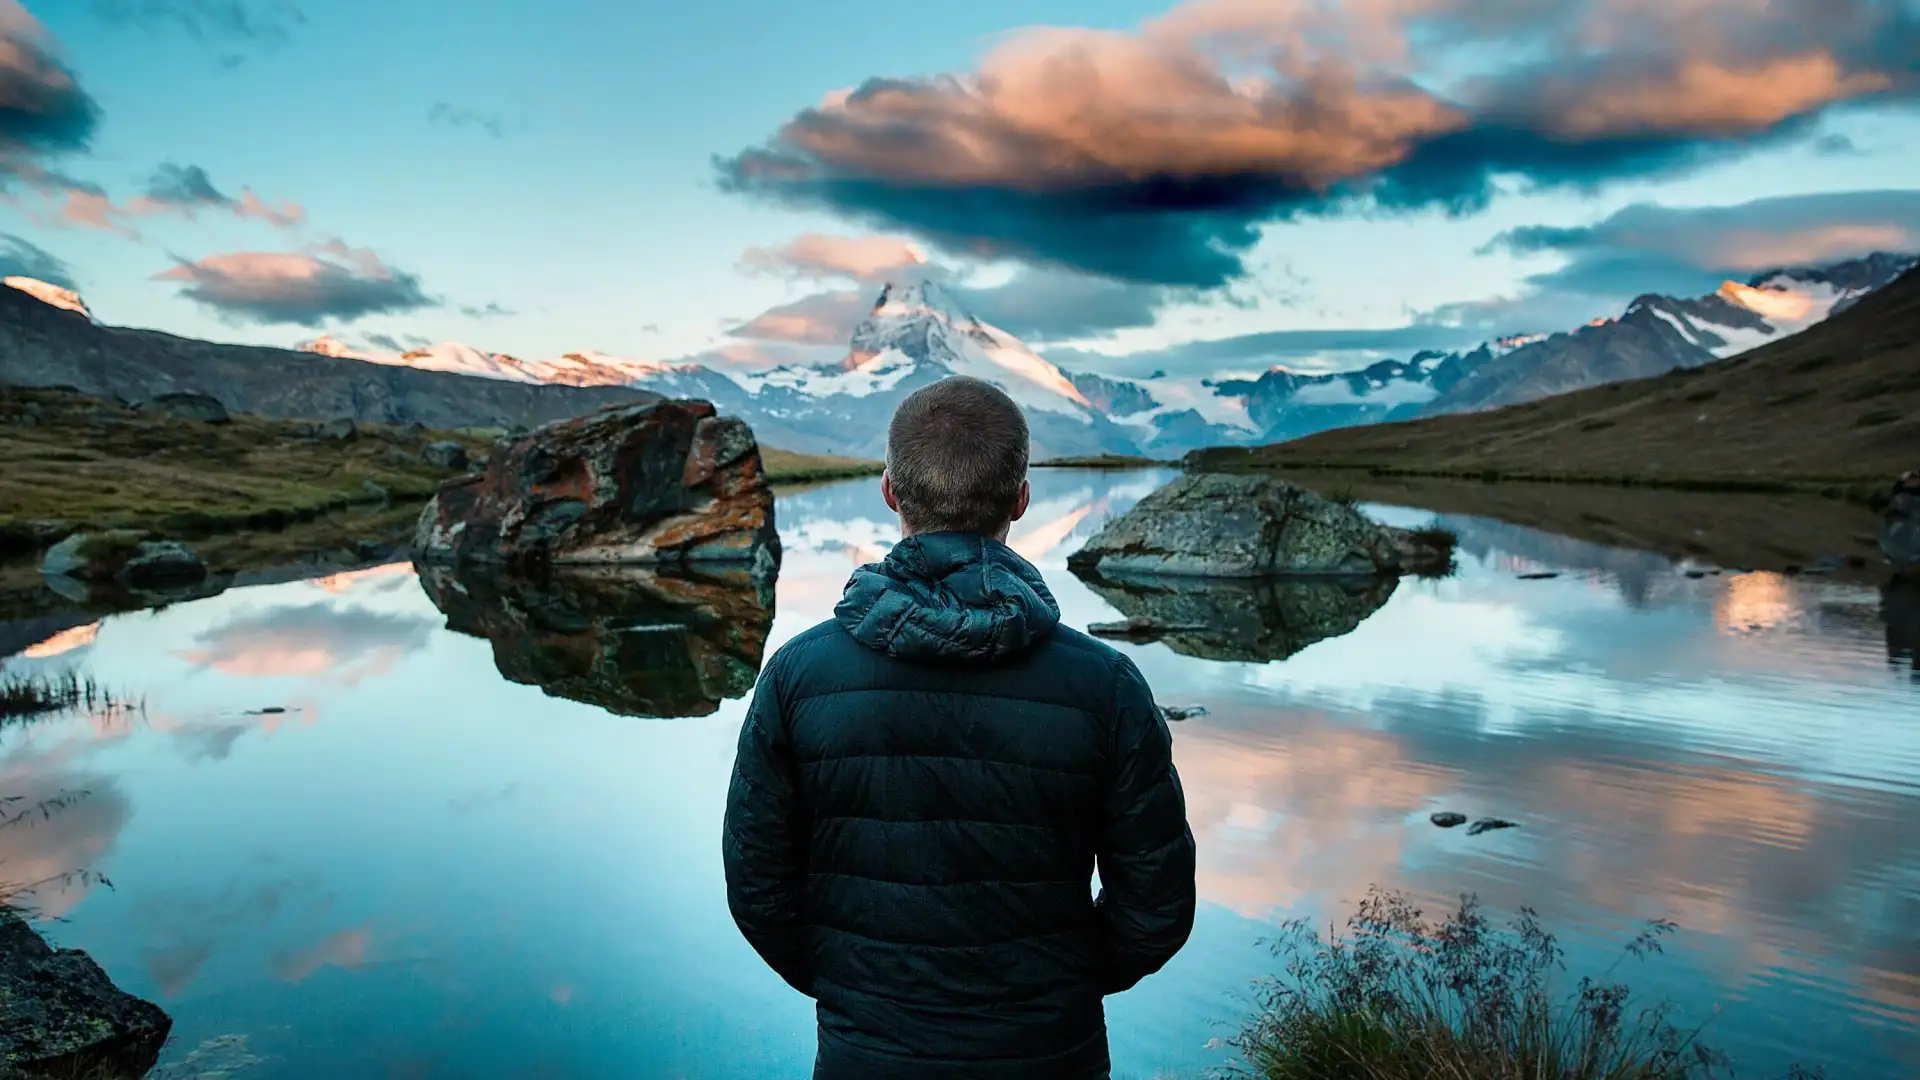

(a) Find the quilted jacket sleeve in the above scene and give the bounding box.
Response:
[721,655,814,997]
[1094,653,1198,994]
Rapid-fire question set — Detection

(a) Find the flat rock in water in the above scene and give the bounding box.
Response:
[1066,473,1449,578]
[0,909,172,1078]
[1430,811,1468,828]
[1467,817,1519,836]
[1517,572,1560,580]
[412,400,780,572]
[1088,616,1208,640]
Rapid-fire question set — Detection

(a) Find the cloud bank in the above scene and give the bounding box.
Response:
[718,0,1920,287]
[0,231,74,286]
[0,2,102,186]
[156,240,436,327]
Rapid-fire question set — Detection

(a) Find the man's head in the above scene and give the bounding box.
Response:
[883,376,1031,540]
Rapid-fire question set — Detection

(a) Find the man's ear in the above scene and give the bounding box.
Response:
[881,470,899,513]
[1010,479,1030,523]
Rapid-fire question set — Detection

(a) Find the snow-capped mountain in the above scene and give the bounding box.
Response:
[1425,252,1918,413]
[288,251,1914,458]
[3,277,91,321]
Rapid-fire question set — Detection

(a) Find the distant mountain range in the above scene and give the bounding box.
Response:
[1,252,1912,455]
[1189,261,1920,486]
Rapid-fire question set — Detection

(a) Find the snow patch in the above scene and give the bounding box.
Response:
[4,276,91,320]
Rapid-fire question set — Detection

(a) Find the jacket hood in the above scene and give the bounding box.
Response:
[835,532,1060,663]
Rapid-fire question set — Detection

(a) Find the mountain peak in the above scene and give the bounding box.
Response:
[3,276,91,321]
[870,278,972,325]
[298,335,359,358]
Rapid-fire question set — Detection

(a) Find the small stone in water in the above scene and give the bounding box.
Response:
[247,707,288,716]
[1467,817,1519,835]
[1430,812,1468,828]
[1158,704,1209,723]
[1684,570,1707,579]
[1517,572,1559,581]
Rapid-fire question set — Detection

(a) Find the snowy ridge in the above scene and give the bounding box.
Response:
[4,276,91,321]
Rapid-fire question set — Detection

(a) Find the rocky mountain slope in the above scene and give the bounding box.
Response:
[1190,264,1920,487]
[1425,253,1917,413]
[0,280,653,430]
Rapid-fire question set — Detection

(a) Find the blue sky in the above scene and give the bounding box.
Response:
[5,0,1920,376]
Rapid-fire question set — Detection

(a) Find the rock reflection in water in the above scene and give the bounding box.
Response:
[1886,577,1919,675]
[1074,570,1396,662]
[418,564,774,717]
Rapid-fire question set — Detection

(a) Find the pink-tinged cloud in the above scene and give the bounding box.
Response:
[270,924,373,982]
[718,0,1920,286]
[155,242,436,327]
[125,165,306,227]
[729,289,869,345]
[739,233,927,283]
[0,1,98,160]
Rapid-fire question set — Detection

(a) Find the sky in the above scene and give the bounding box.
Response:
[3,0,1920,378]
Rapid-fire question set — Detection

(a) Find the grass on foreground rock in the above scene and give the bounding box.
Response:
[1223,888,1822,1080]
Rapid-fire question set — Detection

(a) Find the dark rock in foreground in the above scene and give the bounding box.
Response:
[1884,470,1918,574]
[413,400,780,573]
[1075,569,1397,663]
[1,909,171,1079]
[1430,812,1468,828]
[1067,473,1449,578]
[418,564,775,718]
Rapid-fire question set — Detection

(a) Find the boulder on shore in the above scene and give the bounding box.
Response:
[1883,470,1919,574]
[422,440,470,471]
[139,390,229,424]
[1,909,172,1078]
[1067,473,1450,578]
[41,532,207,588]
[412,399,780,572]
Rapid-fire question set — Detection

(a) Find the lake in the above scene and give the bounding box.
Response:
[3,469,1917,1079]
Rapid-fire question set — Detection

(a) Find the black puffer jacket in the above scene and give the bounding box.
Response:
[723,532,1197,1080]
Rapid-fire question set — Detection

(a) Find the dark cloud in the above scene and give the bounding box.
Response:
[1484,189,1920,302]
[427,102,507,139]
[955,270,1178,341]
[156,242,438,328]
[137,162,304,225]
[718,0,1920,287]
[459,301,515,319]
[1813,133,1863,156]
[90,0,305,47]
[0,232,75,286]
[364,331,405,352]
[0,4,102,178]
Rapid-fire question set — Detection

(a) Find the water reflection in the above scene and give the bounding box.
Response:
[1074,571,1397,662]
[417,566,776,718]
[0,471,1915,1080]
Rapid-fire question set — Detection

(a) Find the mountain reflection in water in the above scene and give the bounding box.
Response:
[418,565,776,718]
[0,469,1916,1080]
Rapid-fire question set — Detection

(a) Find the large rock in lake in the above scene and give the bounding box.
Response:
[418,564,774,717]
[1068,472,1449,578]
[413,400,779,572]
[1883,470,1919,574]
[1,909,172,1078]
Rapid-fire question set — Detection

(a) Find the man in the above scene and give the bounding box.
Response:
[723,376,1197,1080]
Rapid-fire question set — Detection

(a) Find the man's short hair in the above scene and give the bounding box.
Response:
[886,376,1030,535]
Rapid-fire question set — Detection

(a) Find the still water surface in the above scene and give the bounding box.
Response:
[3,469,1917,1079]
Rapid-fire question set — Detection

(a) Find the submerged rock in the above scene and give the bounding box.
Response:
[1883,470,1919,574]
[1087,616,1209,641]
[417,564,775,718]
[1467,817,1519,836]
[1517,572,1560,581]
[1067,473,1450,578]
[413,400,780,573]
[0,908,172,1078]
[1430,812,1468,828]
[1075,570,1396,663]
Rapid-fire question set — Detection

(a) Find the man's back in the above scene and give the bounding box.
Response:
[723,532,1197,1080]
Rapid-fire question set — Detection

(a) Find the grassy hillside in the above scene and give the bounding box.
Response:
[0,385,485,556]
[1193,267,1920,492]
[760,446,884,484]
